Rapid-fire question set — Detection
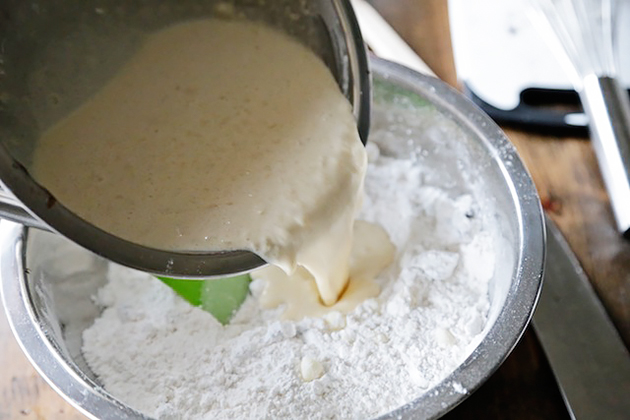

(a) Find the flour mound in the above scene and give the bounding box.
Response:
[82,143,494,420]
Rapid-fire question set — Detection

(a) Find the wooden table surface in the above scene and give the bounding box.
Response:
[1,1,629,419]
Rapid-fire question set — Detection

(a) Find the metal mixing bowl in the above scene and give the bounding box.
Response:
[0,58,545,419]
[0,0,370,278]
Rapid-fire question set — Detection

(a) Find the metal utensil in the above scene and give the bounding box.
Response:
[533,216,630,419]
[0,0,371,278]
[527,0,630,237]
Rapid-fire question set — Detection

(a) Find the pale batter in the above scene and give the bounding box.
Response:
[254,220,395,320]
[32,18,372,305]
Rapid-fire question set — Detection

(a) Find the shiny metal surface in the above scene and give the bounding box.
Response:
[527,0,630,238]
[580,75,630,237]
[533,215,630,420]
[0,0,370,278]
[0,59,545,420]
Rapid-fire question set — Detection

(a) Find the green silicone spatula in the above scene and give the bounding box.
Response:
[156,274,251,325]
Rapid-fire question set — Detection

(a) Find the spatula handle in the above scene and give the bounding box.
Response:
[0,187,50,231]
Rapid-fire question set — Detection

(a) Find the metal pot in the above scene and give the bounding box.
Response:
[0,0,370,278]
[0,58,545,419]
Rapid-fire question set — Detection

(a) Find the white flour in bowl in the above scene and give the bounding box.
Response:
[81,140,495,420]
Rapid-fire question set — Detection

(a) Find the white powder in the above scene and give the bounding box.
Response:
[80,141,494,420]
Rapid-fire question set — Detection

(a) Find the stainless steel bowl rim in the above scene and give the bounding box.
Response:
[0,58,546,420]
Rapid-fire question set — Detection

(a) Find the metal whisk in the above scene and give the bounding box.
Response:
[528,0,630,237]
